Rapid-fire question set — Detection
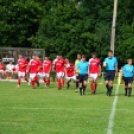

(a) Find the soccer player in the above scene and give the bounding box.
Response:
[65,58,76,89]
[89,52,101,94]
[103,50,118,96]
[5,60,14,79]
[53,54,65,90]
[75,53,81,91]
[17,54,29,87]
[121,59,134,97]
[29,54,39,89]
[0,59,5,79]
[42,56,52,87]
[36,56,43,79]
[77,55,89,96]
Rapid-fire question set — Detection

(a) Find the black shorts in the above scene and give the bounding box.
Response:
[79,74,88,83]
[105,70,115,81]
[124,77,133,85]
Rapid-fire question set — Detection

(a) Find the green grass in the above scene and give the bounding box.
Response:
[0,80,134,134]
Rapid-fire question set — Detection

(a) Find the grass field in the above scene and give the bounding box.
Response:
[0,80,134,134]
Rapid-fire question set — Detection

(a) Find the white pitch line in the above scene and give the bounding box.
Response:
[107,85,119,134]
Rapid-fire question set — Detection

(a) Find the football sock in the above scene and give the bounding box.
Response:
[109,86,113,96]
[76,82,79,89]
[24,77,29,82]
[43,78,47,84]
[90,83,93,92]
[79,88,83,95]
[125,88,127,96]
[47,78,50,86]
[128,88,132,97]
[18,78,21,85]
[83,85,86,95]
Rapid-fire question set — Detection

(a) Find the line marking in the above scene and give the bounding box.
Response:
[107,85,119,134]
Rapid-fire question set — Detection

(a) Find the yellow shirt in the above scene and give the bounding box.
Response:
[75,59,81,73]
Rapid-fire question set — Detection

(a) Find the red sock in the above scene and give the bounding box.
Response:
[31,80,35,87]
[95,83,97,90]
[24,77,28,82]
[92,83,96,92]
[43,78,47,84]
[18,78,21,85]
[47,78,50,86]
[58,79,62,88]
[62,79,64,86]
[90,83,93,92]
[35,76,39,83]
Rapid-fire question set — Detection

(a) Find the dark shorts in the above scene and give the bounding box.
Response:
[105,70,115,81]
[124,77,133,85]
[79,74,88,83]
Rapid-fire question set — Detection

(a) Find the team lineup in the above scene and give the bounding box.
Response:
[0,50,133,97]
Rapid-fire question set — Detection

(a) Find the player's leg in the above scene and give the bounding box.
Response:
[127,77,133,97]
[93,74,99,94]
[30,74,36,89]
[89,74,94,93]
[123,77,128,96]
[78,75,83,95]
[82,75,88,95]
[76,73,79,91]
[45,73,50,87]
[57,72,62,89]
[66,77,71,89]
[17,72,21,87]
[105,71,110,96]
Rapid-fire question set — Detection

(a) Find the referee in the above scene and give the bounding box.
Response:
[77,55,89,96]
[103,50,118,96]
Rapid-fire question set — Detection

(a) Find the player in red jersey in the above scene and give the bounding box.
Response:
[89,52,101,94]
[43,56,52,87]
[65,58,76,89]
[53,54,65,89]
[29,54,39,89]
[0,59,5,78]
[36,56,43,84]
[17,54,29,87]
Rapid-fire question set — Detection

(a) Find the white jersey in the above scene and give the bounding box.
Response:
[6,64,14,71]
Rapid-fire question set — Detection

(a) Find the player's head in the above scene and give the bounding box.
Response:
[57,54,62,60]
[81,54,86,61]
[127,59,132,65]
[9,60,13,64]
[45,55,49,60]
[77,53,81,60]
[91,52,96,59]
[108,50,113,57]
[26,58,30,62]
[32,54,36,60]
[65,57,69,63]
[18,53,23,59]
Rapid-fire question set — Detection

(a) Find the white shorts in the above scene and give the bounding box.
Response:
[30,73,37,79]
[0,70,4,73]
[90,73,98,80]
[42,73,50,78]
[65,75,76,81]
[37,72,43,77]
[5,70,13,73]
[56,72,64,78]
[18,71,25,77]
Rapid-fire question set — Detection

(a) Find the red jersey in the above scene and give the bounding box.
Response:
[0,63,5,70]
[18,58,28,72]
[66,63,75,77]
[43,60,52,73]
[55,58,65,72]
[29,59,39,73]
[37,59,43,73]
[89,58,100,73]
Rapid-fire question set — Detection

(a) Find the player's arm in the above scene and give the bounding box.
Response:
[49,62,52,74]
[98,63,102,76]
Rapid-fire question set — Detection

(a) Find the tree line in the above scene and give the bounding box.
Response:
[0,0,134,63]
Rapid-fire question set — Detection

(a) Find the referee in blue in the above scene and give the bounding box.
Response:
[103,50,118,96]
[121,59,134,97]
[77,55,89,96]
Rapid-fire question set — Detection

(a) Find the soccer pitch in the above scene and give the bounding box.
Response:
[0,81,134,134]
